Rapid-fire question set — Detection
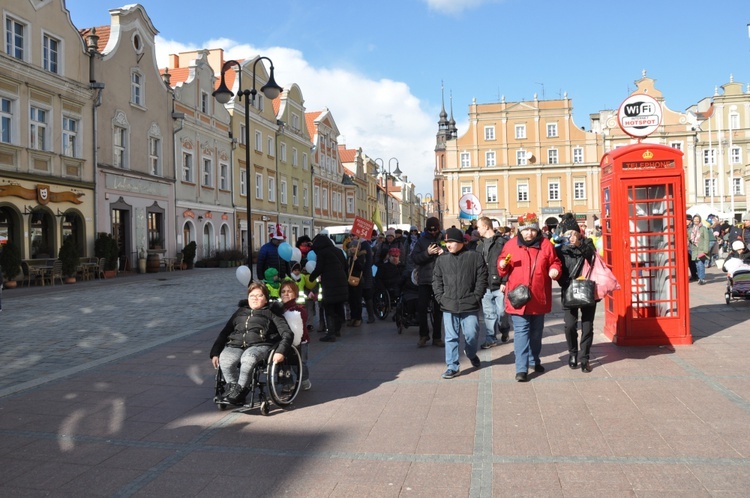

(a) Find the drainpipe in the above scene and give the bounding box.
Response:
[86,30,103,245]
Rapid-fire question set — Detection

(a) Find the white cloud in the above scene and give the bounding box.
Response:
[155,36,437,196]
[422,0,503,15]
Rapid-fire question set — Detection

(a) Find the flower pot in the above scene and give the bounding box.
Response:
[103,270,117,279]
[64,277,76,284]
[3,280,18,289]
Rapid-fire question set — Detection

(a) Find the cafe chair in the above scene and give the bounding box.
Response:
[48,260,64,286]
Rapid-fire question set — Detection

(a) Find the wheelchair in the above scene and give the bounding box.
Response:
[213,344,302,416]
[372,285,394,320]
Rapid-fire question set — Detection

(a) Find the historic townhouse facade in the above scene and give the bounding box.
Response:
[273,84,313,243]
[306,108,350,232]
[441,93,603,229]
[0,0,95,260]
[165,49,233,261]
[83,5,176,268]
[339,147,367,222]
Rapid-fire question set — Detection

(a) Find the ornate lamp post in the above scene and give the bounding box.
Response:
[213,56,282,269]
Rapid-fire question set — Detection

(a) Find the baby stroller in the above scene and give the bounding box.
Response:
[724,263,750,305]
[213,344,302,415]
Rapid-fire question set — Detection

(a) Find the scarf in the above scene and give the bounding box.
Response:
[689,224,702,246]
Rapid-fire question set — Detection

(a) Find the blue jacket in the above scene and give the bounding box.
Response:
[257,241,290,280]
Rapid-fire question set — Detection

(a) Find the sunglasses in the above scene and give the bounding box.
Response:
[427,227,439,232]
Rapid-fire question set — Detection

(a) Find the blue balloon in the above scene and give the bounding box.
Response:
[306,250,317,262]
[278,242,293,262]
[372,265,378,277]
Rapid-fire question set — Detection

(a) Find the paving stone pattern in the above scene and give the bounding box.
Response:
[0,266,749,496]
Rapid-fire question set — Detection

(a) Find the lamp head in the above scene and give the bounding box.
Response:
[260,66,283,100]
[213,77,234,104]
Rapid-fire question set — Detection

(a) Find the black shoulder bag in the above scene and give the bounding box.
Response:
[507,250,539,309]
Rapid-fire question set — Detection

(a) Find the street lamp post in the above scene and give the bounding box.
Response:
[213,56,283,270]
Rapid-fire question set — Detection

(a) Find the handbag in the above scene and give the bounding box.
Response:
[582,253,621,300]
[507,250,539,309]
[347,239,362,286]
[563,255,597,308]
[348,275,361,286]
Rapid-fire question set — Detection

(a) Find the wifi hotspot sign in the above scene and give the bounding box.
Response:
[617,93,662,138]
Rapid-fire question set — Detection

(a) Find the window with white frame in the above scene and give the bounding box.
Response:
[182,152,193,182]
[114,126,127,167]
[29,106,48,151]
[548,148,558,164]
[516,150,528,165]
[149,136,161,176]
[280,179,287,204]
[460,152,470,168]
[255,172,263,199]
[131,71,142,105]
[292,182,298,206]
[733,177,743,195]
[486,184,498,203]
[302,152,308,170]
[254,130,262,151]
[292,113,300,131]
[239,170,246,195]
[201,91,209,113]
[5,16,26,61]
[1,97,12,143]
[670,141,682,151]
[573,147,583,163]
[280,142,287,162]
[268,177,276,202]
[313,186,319,208]
[574,180,586,200]
[302,186,309,208]
[62,116,79,157]
[704,178,716,197]
[729,112,740,130]
[515,124,526,139]
[292,148,298,167]
[731,146,741,165]
[703,149,716,165]
[461,185,472,196]
[43,33,60,73]
[202,158,212,187]
[256,94,264,112]
[347,195,354,213]
[267,136,274,156]
[547,122,558,138]
[322,187,328,209]
[485,151,496,167]
[219,163,228,190]
[517,182,529,202]
[484,126,495,140]
[239,123,246,145]
[548,180,560,201]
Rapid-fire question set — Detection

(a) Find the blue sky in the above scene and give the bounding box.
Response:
[67,0,750,196]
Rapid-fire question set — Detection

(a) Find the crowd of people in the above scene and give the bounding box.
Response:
[211,208,750,396]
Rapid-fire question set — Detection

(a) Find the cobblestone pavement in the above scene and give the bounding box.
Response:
[1,264,749,496]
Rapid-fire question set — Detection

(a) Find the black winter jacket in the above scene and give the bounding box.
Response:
[309,233,349,304]
[478,234,507,290]
[432,247,488,313]
[210,305,293,358]
[410,232,443,286]
[555,238,597,302]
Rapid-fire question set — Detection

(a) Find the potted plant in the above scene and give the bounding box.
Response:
[0,241,22,289]
[95,233,119,278]
[58,237,80,284]
[181,241,196,270]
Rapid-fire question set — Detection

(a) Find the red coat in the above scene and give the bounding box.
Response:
[497,235,562,315]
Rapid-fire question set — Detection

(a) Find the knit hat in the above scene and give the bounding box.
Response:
[385,229,396,238]
[732,240,746,251]
[264,267,279,282]
[743,211,750,221]
[518,212,540,231]
[388,247,401,257]
[410,225,418,232]
[445,228,465,243]
[271,223,286,240]
[558,214,580,234]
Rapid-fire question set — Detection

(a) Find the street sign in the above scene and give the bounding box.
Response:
[617,93,662,138]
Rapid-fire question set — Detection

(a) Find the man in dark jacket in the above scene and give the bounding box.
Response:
[257,224,290,280]
[433,228,488,379]
[477,216,511,348]
[410,216,445,347]
[309,233,349,342]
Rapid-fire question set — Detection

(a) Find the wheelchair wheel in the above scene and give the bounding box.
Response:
[214,368,230,410]
[373,288,390,320]
[267,345,303,407]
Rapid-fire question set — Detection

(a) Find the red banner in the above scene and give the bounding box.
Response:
[350,216,374,239]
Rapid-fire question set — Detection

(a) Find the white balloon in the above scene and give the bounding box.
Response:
[235,265,252,287]
[291,247,302,264]
[305,260,316,273]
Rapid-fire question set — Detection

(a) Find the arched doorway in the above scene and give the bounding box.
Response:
[61,210,86,256]
[202,222,214,259]
[29,207,55,258]
[0,205,22,250]
[183,219,195,248]
[219,223,229,251]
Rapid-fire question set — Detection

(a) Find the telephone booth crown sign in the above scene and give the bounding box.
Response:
[600,143,692,346]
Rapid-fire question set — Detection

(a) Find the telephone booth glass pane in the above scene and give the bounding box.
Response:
[627,184,679,319]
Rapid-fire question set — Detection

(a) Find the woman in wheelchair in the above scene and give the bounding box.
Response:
[210,282,294,405]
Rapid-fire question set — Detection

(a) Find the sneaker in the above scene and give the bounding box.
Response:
[350,319,362,327]
[699,279,706,285]
[301,379,312,391]
[500,329,510,343]
[441,368,460,379]
[320,334,336,342]
[480,340,498,350]
[466,351,481,368]
[432,339,445,347]
[515,372,528,382]
[417,336,429,348]
[226,384,249,404]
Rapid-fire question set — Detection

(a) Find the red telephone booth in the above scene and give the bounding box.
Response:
[599,143,692,346]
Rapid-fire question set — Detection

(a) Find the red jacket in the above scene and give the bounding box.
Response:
[497,235,562,315]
